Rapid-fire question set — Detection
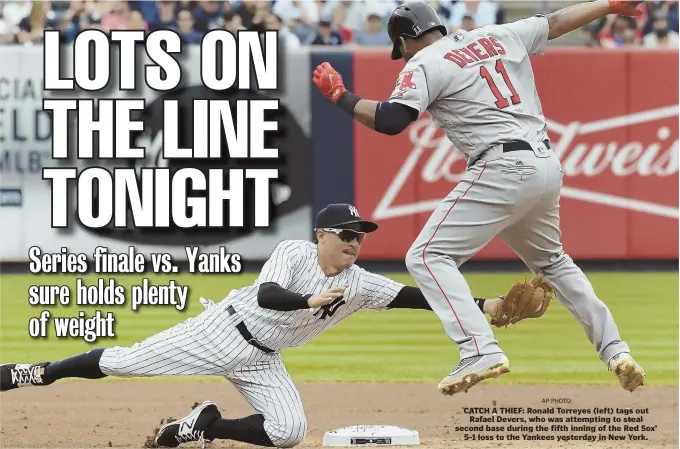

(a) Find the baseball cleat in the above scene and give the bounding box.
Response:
[438,353,510,395]
[155,400,221,448]
[0,363,52,391]
[609,353,645,392]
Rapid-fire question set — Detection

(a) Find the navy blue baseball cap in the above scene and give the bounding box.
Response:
[315,204,379,233]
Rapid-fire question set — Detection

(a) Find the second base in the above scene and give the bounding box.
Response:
[322,425,420,447]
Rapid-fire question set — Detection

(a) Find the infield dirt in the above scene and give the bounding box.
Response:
[0,382,676,449]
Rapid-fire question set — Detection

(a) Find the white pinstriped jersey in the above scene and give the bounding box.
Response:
[224,240,405,351]
[388,15,551,164]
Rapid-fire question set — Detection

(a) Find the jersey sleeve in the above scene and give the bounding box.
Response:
[257,241,302,289]
[358,271,406,311]
[503,15,550,56]
[387,55,444,116]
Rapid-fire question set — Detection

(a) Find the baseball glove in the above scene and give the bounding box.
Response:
[490,274,555,328]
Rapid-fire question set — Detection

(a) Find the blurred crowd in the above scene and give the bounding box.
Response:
[0,0,678,49]
[583,0,678,47]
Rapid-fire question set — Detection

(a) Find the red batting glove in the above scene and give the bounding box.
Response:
[609,0,643,16]
[312,62,347,104]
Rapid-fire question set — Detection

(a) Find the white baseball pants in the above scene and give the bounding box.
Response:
[98,300,307,448]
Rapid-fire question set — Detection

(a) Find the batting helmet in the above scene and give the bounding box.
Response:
[387,1,448,60]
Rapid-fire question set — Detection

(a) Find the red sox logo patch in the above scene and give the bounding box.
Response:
[393,71,417,98]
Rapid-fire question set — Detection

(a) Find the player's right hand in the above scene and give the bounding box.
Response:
[609,0,643,16]
[308,286,347,308]
[312,62,347,104]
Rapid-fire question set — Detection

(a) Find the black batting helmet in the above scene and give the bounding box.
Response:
[387,1,448,60]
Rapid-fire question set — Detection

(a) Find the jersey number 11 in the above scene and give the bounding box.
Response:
[480,60,521,109]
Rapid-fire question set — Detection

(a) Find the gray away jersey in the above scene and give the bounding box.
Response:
[389,15,551,164]
[224,240,405,351]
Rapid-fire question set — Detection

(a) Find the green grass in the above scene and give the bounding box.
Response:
[0,272,677,386]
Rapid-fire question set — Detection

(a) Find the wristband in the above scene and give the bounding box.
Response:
[258,283,314,311]
[474,297,486,313]
[337,91,361,116]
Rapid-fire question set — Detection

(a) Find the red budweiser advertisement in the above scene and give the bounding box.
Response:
[354,49,678,260]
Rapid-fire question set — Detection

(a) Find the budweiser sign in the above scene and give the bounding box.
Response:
[372,105,679,221]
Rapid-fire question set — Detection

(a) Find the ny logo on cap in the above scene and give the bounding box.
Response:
[348,205,360,218]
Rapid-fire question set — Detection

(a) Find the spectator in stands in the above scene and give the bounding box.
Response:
[223,10,244,34]
[461,13,476,31]
[598,14,642,47]
[325,0,397,33]
[315,0,326,19]
[50,1,71,21]
[235,0,269,32]
[82,11,103,31]
[449,0,498,31]
[330,6,353,43]
[101,1,131,31]
[427,0,452,22]
[272,0,320,26]
[57,0,82,39]
[58,1,103,38]
[621,28,640,46]
[176,8,202,43]
[353,12,391,46]
[273,1,318,44]
[643,12,679,47]
[309,19,342,45]
[148,0,178,32]
[264,12,301,50]
[0,7,14,44]
[87,0,114,17]
[193,0,223,32]
[129,8,147,33]
[2,0,33,29]
[15,2,48,44]
[643,0,679,33]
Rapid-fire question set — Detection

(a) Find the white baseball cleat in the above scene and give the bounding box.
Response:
[438,353,510,395]
[608,353,646,392]
[154,400,222,448]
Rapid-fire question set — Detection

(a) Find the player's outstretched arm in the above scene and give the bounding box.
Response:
[386,285,495,316]
[312,62,418,135]
[545,0,642,40]
[257,282,347,311]
[386,281,551,328]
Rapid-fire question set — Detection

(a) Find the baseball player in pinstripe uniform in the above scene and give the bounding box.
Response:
[1,203,542,448]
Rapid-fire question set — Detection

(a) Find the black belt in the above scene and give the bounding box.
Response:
[502,139,551,153]
[227,305,275,354]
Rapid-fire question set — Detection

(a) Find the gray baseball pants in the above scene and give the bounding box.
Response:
[405,141,630,363]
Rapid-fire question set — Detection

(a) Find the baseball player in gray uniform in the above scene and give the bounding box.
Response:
[313,0,646,396]
[1,203,533,448]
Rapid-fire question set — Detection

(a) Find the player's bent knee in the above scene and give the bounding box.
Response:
[98,345,160,378]
[405,246,425,274]
[540,250,574,274]
[97,347,132,377]
[266,417,308,448]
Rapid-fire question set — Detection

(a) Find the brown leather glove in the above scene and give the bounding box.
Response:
[490,274,555,328]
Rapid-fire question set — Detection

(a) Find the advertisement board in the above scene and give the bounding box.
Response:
[352,49,679,260]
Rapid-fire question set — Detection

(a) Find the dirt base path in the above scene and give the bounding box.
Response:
[1,382,676,449]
